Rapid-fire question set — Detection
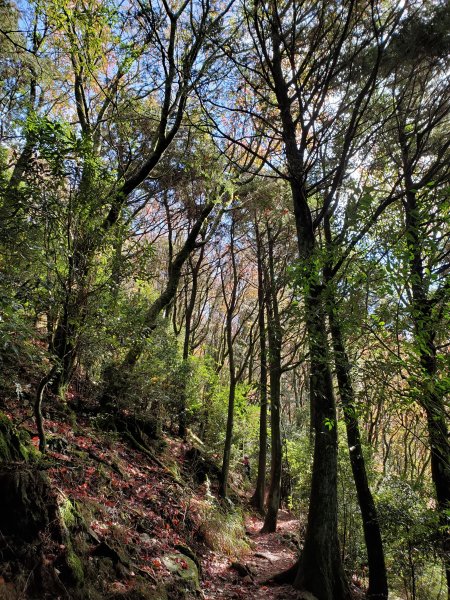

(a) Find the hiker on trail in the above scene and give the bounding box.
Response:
[243,455,251,480]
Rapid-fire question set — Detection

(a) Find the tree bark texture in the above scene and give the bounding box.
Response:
[261,224,282,533]
[403,177,450,594]
[251,220,268,514]
[328,300,388,600]
[219,218,238,499]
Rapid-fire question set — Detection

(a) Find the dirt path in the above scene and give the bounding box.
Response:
[202,509,301,599]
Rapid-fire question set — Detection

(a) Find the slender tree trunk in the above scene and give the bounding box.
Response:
[179,246,204,437]
[251,220,268,514]
[219,299,237,499]
[261,224,282,533]
[219,370,236,499]
[219,219,238,499]
[261,322,281,531]
[328,300,388,599]
[101,202,215,407]
[402,174,450,595]
[51,233,94,397]
[324,215,388,599]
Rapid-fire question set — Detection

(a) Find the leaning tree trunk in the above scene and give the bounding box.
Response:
[324,213,388,600]
[102,202,215,408]
[328,299,388,600]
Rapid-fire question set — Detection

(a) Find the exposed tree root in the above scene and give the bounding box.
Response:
[262,558,299,585]
[122,430,184,488]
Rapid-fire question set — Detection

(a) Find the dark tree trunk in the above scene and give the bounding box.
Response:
[292,286,350,600]
[269,37,347,594]
[179,245,205,437]
[261,223,282,533]
[219,370,236,499]
[402,174,450,594]
[251,220,268,514]
[328,297,388,600]
[323,215,388,599]
[219,218,238,499]
[284,178,350,599]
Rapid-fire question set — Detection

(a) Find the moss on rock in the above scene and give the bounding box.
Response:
[162,553,200,596]
[59,495,78,529]
[0,412,28,462]
[66,545,85,586]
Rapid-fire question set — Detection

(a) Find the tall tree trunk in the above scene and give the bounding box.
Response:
[402,172,450,595]
[269,37,348,595]
[179,245,205,437]
[328,299,388,600]
[261,223,282,533]
[324,216,388,600]
[219,218,238,499]
[292,286,349,600]
[280,178,350,599]
[251,219,268,514]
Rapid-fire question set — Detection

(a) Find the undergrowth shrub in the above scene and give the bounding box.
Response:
[377,475,446,600]
[196,499,249,556]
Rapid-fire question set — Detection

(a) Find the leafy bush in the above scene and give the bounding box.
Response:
[196,499,250,556]
[376,476,445,600]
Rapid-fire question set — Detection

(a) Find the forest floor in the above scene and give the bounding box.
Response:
[1,395,363,599]
[202,509,301,599]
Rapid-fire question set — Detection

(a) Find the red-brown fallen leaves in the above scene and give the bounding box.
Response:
[5,397,304,599]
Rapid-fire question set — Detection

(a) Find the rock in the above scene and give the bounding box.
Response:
[161,553,201,597]
[47,435,69,453]
[174,544,202,577]
[139,533,155,545]
[0,413,28,463]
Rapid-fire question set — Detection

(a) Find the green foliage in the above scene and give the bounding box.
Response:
[282,412,312,513]
[377,476,445,599]
[25,114,77,170]
[196,500,249,556]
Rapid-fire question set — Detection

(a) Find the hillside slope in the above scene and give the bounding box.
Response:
[0,397,308,600]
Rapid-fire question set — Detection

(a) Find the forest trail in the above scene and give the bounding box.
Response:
[202,509,301,599]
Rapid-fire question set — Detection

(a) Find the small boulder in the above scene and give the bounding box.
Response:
[161,553,200,597]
